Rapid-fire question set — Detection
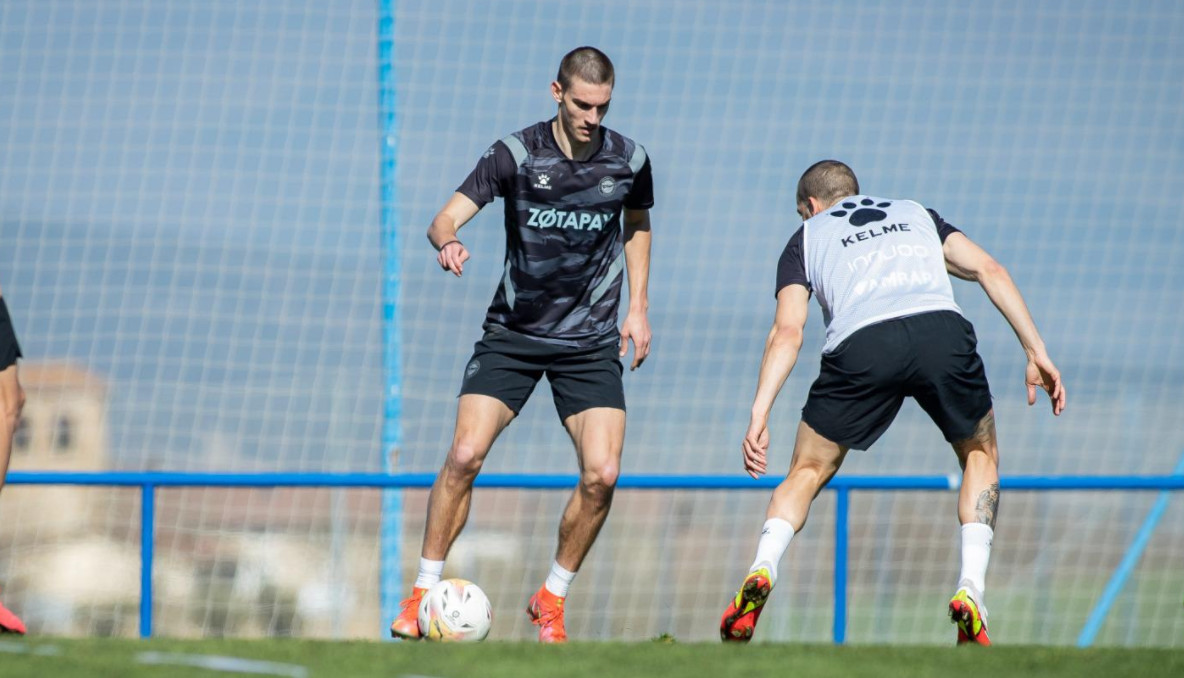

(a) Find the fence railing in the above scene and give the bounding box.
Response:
[7,471,1184,644]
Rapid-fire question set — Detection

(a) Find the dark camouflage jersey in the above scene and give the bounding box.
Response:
[457,119,654,348]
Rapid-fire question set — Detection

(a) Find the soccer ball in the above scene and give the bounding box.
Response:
[417,578,492,642]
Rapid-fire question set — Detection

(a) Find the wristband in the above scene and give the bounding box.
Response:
[438,240,462,252]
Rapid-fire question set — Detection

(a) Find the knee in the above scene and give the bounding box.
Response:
[966,448,999,473]
[957,443,999,472]
[444,438,487,479]
[787,457,834,492]
[1,385,23,431]
[579,462,619,499]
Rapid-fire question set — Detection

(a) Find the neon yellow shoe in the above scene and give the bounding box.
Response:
[389,586,427,640]
[720,567,772,643]
[949,583,990,646]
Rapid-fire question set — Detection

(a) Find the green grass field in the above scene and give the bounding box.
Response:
[2,637,1182,678]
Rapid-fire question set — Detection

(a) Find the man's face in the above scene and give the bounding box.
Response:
[552,77,612,143]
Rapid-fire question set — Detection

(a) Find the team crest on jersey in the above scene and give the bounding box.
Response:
[533,172,553,190]
[598,176,616,196]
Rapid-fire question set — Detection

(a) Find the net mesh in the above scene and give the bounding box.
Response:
[1,0,1182,643]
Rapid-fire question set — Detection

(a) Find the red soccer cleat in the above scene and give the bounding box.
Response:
[526,586,567,643]
[720,567,772,643]
[389,586,428,640]
[0,594,26,635]
[949,584,990,646]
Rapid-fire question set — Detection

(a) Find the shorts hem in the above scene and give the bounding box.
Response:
[556,402,626,422]
[801,410,871,451]
[940,399,994,443]
[456,388,525,416]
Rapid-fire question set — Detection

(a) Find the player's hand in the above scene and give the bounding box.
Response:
[742,418,770,479]
[1026,353,1065,415]
[619,310,651,371]
[437,240,469,277]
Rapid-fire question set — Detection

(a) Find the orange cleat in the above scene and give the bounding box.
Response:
[389,586,428,640]
[526,587,567,643]
[720,567,772,643]
[949,583,990,646]
[0,593,25,635]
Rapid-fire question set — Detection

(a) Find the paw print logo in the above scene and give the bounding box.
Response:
[830,198,892,227]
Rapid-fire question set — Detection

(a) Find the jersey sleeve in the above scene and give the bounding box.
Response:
[456,141,517,208]
[926,208,963,243]
[624,155,654,210]
[775,226,810,296]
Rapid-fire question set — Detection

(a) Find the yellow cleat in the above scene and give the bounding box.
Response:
[949,585,990,646]
[719,567,772,643]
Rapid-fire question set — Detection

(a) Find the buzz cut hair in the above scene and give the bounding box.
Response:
[556,46,615,89]
[796,160,860,206]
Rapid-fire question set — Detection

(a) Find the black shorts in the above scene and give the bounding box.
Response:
[0,298,22,370]
[458,326,625,421]
[802,311,992,451]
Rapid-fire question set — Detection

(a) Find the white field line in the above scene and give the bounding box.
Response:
[136,651,309,677]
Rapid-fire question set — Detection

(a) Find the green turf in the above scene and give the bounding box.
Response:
[1,637,1182,678]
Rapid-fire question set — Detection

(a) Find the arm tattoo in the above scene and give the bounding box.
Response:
[974,482,1000,529]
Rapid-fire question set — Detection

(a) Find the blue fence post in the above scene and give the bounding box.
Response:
[376,0,404,637]
[139,482,155,639]
[1076,451,1184,647]
[833,486,849,644]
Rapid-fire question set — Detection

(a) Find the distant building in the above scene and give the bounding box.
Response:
[0,362,519,639]
[4,363,109,539]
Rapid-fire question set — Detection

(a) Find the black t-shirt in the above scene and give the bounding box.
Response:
[458,120,654,347]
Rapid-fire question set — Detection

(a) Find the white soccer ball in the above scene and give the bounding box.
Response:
[417,578,492,642]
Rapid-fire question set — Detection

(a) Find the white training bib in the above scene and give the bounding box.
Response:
[804,196,961,353]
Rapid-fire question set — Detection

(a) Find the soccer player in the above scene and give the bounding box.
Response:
[0,283,26,634]
[719,160,1065,645]
[389,46,653,643]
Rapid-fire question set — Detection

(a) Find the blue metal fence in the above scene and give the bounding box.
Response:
[7,471,1183,643]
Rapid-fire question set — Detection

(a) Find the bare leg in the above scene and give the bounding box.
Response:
[0,362,26,634]
[948,409,998,643]
[766,421,849,531]
[720,421,849,642]
[952,409,1000,528]
[554,407,625,571]
[0,364,24,496]
[420,394,515,560]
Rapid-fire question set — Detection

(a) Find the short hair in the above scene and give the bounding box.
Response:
[556,46,615,89]
[796,160,860,206]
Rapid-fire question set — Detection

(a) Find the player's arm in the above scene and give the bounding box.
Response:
[943,231,1066,415]
[427,193,480,276]
[743,284,810,478]
[432,140,517,276]
[619,208,652,370]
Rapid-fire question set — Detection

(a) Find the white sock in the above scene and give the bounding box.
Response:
[749,518,795,585]
[414,558,445,590]
[958,522,993,597]
[544,561,577,598]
